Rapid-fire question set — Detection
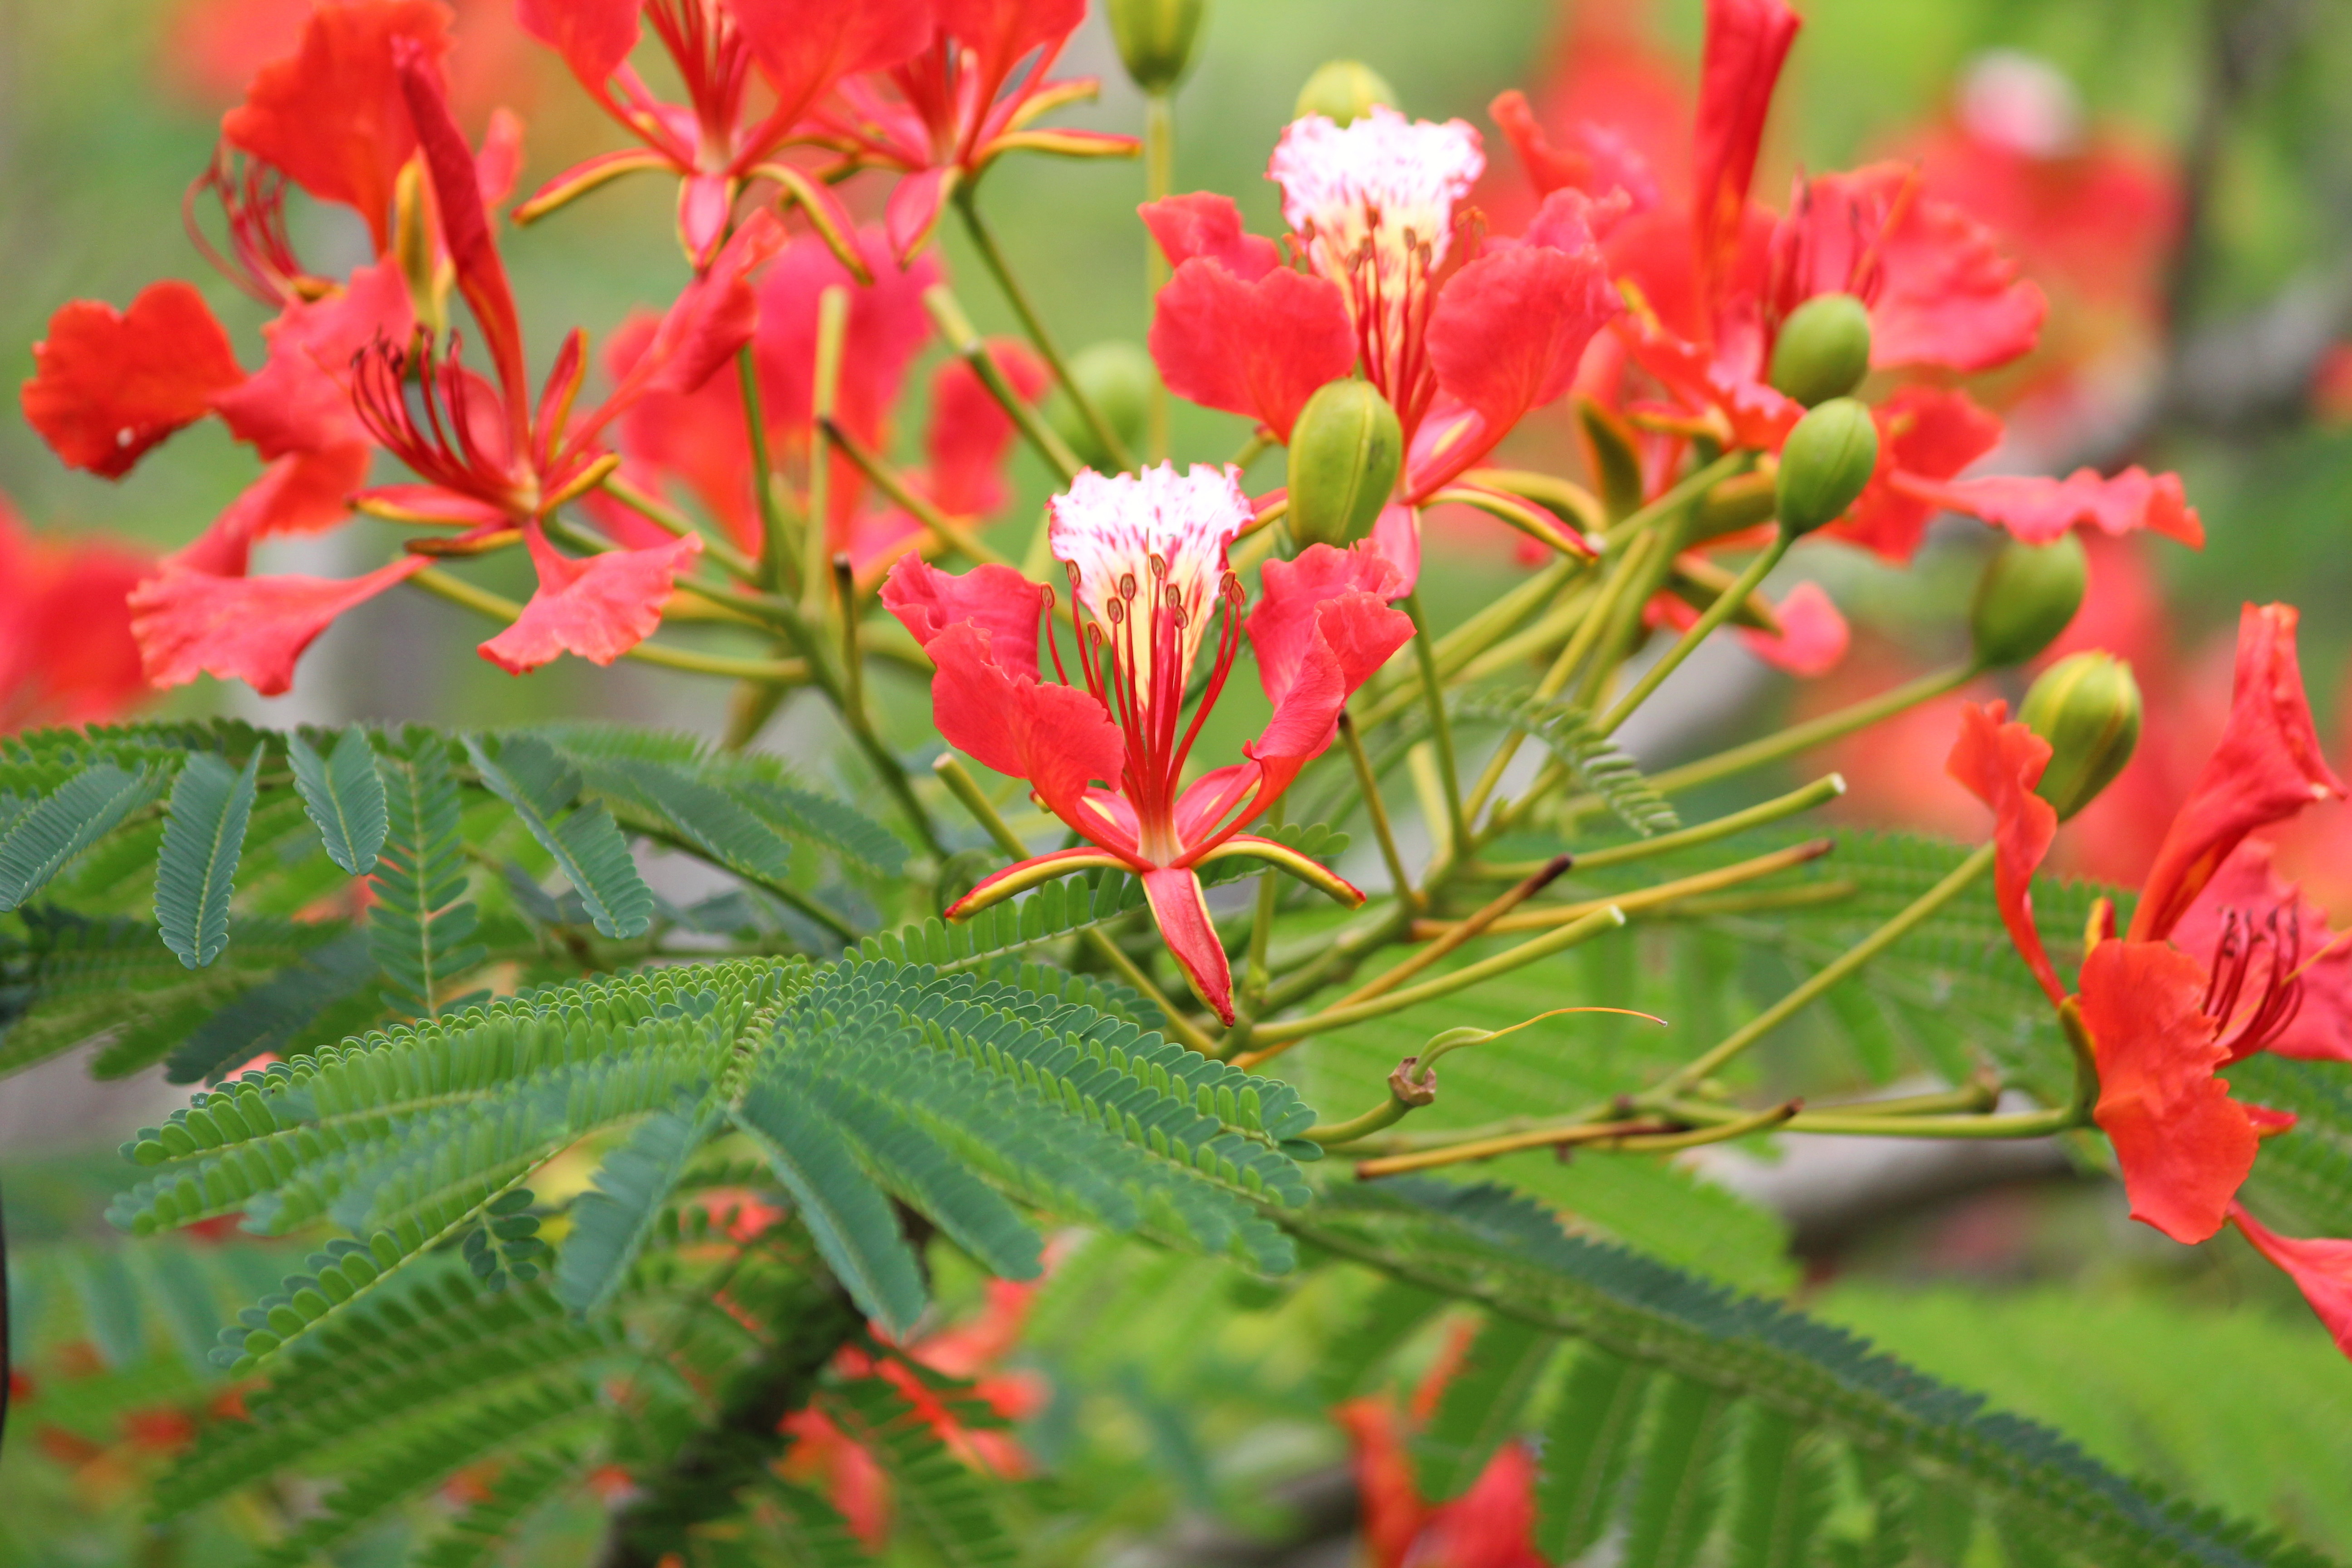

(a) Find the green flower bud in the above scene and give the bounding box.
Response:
[1044,342,1155,471]
[1767,293,1873,407]
[2019,651,2142,820]
[1773,397,1879,535]
[1108,0,1207,93]
[1286,379,1402,549]
[1970,532,2087,669]
[1294,60,1397,125]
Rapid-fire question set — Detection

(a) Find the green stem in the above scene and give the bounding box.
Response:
[955,191,1132,471]
[924,285,1085,482]
[1401,590,1466,869]
[1660,1096,2080,1141]
[1242,790,1284,1014]
[406,568,806,681]
[1304,1091,1420,1146]
[1494,774,1846,875]
[804,285,850,619]
[737,347,797,597]
[1655,841,1995,1096]
[1635,662,1980,801]
[1595,530,1792,737]
[1340,710,1418,913]
[600,472,760,579]
[822,416,1011,566]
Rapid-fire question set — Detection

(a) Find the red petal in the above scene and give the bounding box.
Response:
[222,0,452,250]
[733,0,933,133]
[514,0,638,93]
[1365,500,1421,593]
[130,555,427,696]
[1736,580,1846,675]
[1245,543,1406,708]
[21,283,244,478]
[2132,604,2346,941]
[585,211,784,446]
[214,258,413,459]
[1424,240,1621,482]
[1692,0,1799,305]
[1227,583,1414,843]
[395,38,529,412]
[1908,466,2204,549]
[0,506,152,732]
[885,166,959,263]
[1490,89,1595,200]
[1137,193,1281,279]
[475,107,528,208]
[1334,1400,1429,1568]
[1835,386,2004,563]
[1141,867,1234,1024]
[921,620,1125,837]
[603,313,758,550]
[478,524,701,673]
[924,339,1047,518]
[1148,259,1354,443]
[2080,939,2255,1245]
[936,0,1085,88]
[880,555,1047,676]
[2231,1206,2352,1358]
[1945,700,2065,1006]
[178,446,372,577]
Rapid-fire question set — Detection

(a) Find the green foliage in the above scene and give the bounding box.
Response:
[1457,691,1681,835]
[373,734,488,1019]
[1534,1346,1653,1561]
[1296,1179,2333,1568]
[554,1094,719,1316]
[466,734,654,941]
[0,762,164,911]
[1410,1312,1556,1500]
[154,747,262,968]
[161,928,376,1084]
[289,726,389,875]
[824,1376,1020,1568]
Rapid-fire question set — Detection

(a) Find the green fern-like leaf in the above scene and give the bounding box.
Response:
[155,748,264,968]
[827,1375,1021,1568]
[288,726,388,875]
[371,734,486,1019]
[467,733,653,940]
[555,1092,720,1316]
[161,928,376,1084]
[1411,1313,1557,1501]
[1456,692,1680,835]
[1725,1407,1837,1568]
[1622,1375,1738,1568]
[0,764,164,912]
[412,1444,585,1568]
[1534,1346,1653,1562]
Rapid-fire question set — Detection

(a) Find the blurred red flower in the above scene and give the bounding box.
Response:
[0,498,152,734]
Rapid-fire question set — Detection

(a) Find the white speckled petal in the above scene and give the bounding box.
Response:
[1048,463,1250,705]
[1268,105,1485,283]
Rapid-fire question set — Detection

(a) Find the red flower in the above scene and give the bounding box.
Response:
[883,465,1414,1022]
[810,0,1139,262]
[1333,1396,1545,1568]
[1144,107,1621,577]
[514,0,932,266]
[1949,604,2345,1247]
[20,282,245,479]
[0,498,152,733]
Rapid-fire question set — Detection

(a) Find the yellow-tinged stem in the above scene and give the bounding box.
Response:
[1406,839,1833,940]
[1340,711,1419,913]
[1331,853,1572,1009]
[822,416,1011,566]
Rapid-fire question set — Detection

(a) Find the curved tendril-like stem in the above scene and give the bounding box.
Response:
[1595,528,1793,738]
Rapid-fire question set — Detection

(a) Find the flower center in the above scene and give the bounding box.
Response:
[1269,107,1484,434]
[187,150,323,309]
[352,329,536,517]
[2202,903,2305,1058]
[644,0,754,162]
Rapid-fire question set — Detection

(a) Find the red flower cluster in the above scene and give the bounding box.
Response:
[886,465,1414,1021]
[1951,605,2352,1352]
[0,496,152,734]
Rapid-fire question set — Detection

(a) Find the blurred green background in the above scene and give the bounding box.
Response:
[10,0,2352,1559]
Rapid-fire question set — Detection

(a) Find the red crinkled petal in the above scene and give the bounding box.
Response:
[1692,0,1799,306]
[1906,466,2204,550]
[1833,386,2004,563]
[130,555,428,696]
[925,339,1047,518]
[1141,867,1235,1024]
[1739,581,1847,676]
[1245,543,1406,708]
[2079,938,2257,1245]
[1422,241,1621,487]
[2132,603,2346,941]
[214,258,414,460]
[880,555,1048,678]
[937,0,1084,87]
[2170,842,2352,1065]
[583,211,784,446]
[602,312,758,550]
[515,0,638,93]
[731,0,932,127]
[478,524,702,674]
[1148,259,1354,443]
[395,38,529,412]
[1224,587,1413,845]
[222,0,452,250]
[1612,311,1800,451]
[21,283,245,479]
[0,505,152,732]
[1137,193,1281,279]
[1491,89,1596,201]
[921,620,1125,837]
[2231,1205,2352,1359]
[1945,700,2065,1006]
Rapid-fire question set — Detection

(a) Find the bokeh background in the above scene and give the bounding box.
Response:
[10,0,2352,1558]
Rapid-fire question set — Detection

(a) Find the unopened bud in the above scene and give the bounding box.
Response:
[1286,379,1402,549]
[1046,341,1155,471]
[1109,0,1207,93]
[1773,397,1878,536]
[1768,293,1873,407]
[2020,652,2141,819]
[1294,60,1397,125]
[1970,532,2087,668]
